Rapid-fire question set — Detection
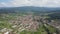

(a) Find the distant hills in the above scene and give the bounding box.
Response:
[0,6,60,13]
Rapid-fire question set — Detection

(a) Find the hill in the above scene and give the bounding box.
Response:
[0,6,60,14]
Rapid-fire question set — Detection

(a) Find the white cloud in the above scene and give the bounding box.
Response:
[11,0,33,7]
[0,2,8,7]
[0,0,60,7]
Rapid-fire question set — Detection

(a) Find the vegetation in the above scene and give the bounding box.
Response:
[0,6,60,34]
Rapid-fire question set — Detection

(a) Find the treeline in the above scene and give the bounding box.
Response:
[48,12,60,20]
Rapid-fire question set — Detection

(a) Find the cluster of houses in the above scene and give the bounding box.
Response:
[0,14,60,34]
[0,15,40,34]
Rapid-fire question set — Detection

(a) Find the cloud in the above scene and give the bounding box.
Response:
[0,0,60,7]
[10,0,33,7]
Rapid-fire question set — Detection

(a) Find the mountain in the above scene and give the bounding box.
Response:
[0,6,60,14]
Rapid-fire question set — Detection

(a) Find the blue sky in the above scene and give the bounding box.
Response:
[0,0,60,7]
[0,0,11,2]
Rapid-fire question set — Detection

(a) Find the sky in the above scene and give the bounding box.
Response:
[0,0,60,7]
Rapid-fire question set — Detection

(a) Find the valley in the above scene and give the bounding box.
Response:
[0,6,60,34]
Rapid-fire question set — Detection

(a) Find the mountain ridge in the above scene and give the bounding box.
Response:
[0,6,60,14]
